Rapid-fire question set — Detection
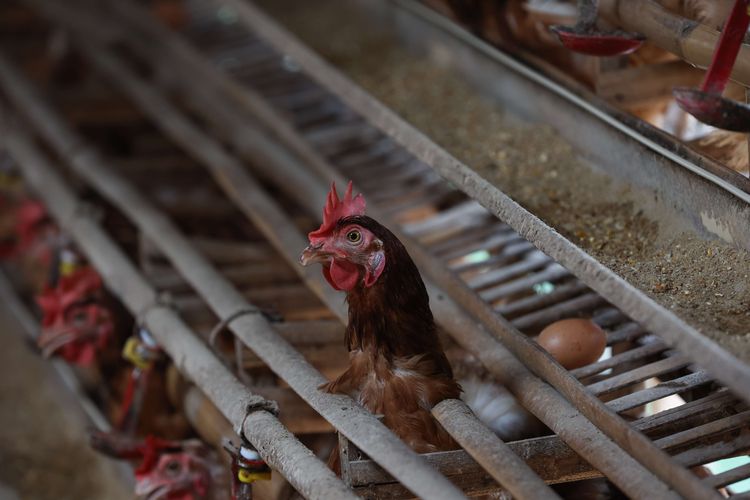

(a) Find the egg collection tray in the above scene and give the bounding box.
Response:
[0,0,748,499]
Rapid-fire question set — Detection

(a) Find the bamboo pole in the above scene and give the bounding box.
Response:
[598,0,750,86]
[26,2,716,498]
[0,54,467,500]
[0,119,356,500]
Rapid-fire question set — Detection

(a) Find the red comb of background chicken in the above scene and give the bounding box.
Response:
[308,181,365,244]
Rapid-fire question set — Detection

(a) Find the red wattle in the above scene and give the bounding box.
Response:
[321,266,340,291]
[325,259,360,291]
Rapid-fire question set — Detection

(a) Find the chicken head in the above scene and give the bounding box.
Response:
[300,181,386,291]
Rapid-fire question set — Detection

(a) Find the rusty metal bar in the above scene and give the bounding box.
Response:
[49,6,695,500]
[633,391,742,434]
[703,462,750,489]
[673,433,750,468]
[607,323,647,345]
[586,355,691,396]
[0,118,357,500]
[0,53,467,500]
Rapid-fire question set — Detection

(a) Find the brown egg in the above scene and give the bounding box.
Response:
[537,318,606,369]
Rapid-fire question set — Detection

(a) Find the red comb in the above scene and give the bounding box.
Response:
[308,181,365,243]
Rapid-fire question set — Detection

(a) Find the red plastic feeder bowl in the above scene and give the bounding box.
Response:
[550,26,645,57]
[673,87,750,133]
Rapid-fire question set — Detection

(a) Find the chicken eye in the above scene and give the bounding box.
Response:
[165,460,182,476]
[346,230,362,244]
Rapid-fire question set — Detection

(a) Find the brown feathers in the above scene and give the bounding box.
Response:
[323,351,459,453]
[321,215,461,462]
[690,129,749,175]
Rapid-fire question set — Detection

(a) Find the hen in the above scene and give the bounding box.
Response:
[300,182,461,458]
[300,182,625,497]
[299,182,547,463]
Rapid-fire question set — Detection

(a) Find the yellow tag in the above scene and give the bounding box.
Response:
[59,261,77,278]
[0,173,20,189]
[238,470,272,484]
[122,337,151,370]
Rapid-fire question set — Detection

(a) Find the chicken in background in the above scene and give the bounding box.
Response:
[431,0,587,77]
[90,431,229,500]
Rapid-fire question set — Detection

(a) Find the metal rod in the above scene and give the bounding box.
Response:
[0,120,357,500]
[0,52,467,500]
[349,433,601,485]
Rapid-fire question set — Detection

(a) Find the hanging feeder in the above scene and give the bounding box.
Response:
[550,0,644,56]
[673,0,750,132]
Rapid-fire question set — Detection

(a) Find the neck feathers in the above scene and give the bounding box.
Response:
[343,217,447,363]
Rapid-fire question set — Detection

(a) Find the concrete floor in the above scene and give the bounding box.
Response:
[0,298,132,500]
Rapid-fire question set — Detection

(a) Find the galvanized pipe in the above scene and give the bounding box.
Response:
[0,121,357,500]
[0,53,467,500]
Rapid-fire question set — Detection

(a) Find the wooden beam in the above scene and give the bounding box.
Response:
[349,435,600,493]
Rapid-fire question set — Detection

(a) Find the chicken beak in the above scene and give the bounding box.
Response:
[300,243,329,266]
